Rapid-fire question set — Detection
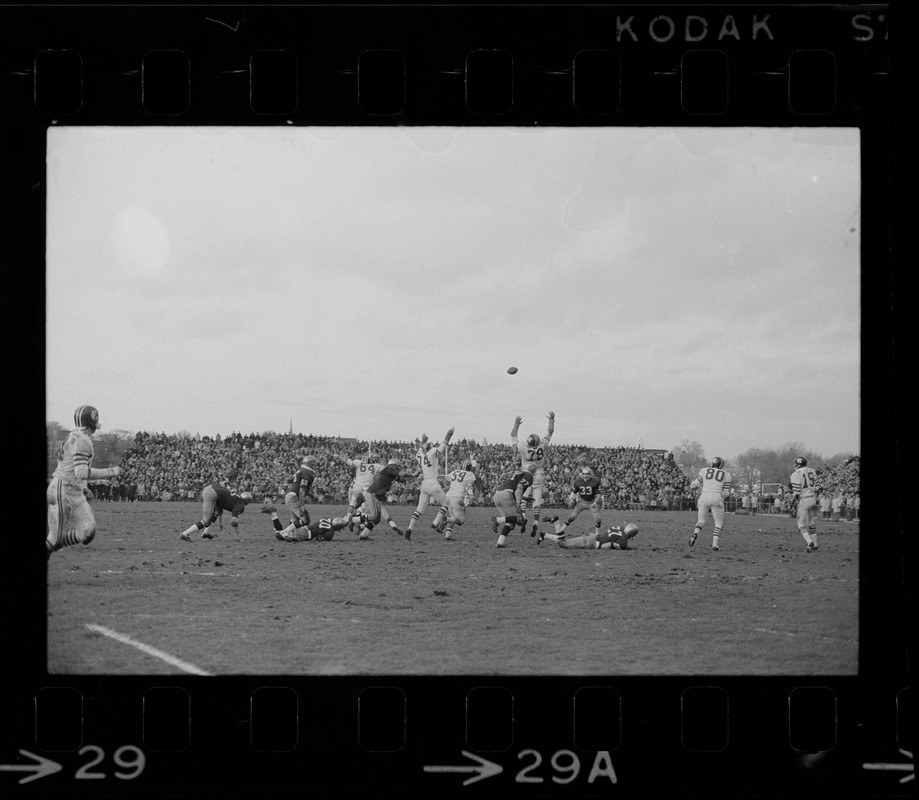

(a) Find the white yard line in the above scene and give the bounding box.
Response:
[84,624,214,676]
[753,627,858,645]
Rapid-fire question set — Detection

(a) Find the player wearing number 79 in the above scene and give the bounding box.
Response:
[790,456,819,552]
[688,457,734,551]
[511,411,555,537]
[46,405,123,557]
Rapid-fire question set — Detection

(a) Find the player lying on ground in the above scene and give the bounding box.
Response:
[275,516,349,542]
[179,483,252,541]
[539,523,640,550]
[47,405,123,557]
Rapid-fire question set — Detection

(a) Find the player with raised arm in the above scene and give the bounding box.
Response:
[353,458,414,540]
[340,447,384,530]
[688,457,734,551]
[407,427,454,538]
[790,456,819,552]
[179,483,253,542]
[537,465,604,544]
[547,523,640,550]
[277,516,349,542]
[47,405,123,557]
[442,458,478,541]
[511,411,555,537]
[263,456,319,540]
[491,465,535,548]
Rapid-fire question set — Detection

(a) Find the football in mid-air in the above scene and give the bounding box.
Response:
[507,366,518,374]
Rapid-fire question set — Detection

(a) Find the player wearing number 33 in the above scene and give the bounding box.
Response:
[510,411,555,537]
[790,456,819,552]
[536,465,603,544]
[688,457,734,551]
[46,405,123,557]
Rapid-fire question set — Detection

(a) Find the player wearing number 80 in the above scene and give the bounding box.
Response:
[688,457,733,551]
[790,456,819,552]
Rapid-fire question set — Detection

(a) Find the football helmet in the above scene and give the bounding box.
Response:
[623,522,639,539]
[462,460,475,472]
[239,491,253,504]
[301,456,318,469]
[711,457,724,469]
[794,456,807,468]
[522,461,538,474]
[331,517,348,530]
[388,458,400,466]
[580,466,594,476]
[526,433,540,448]
[74,405,101,432]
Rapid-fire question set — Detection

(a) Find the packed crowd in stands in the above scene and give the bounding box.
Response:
[91,431,859,519]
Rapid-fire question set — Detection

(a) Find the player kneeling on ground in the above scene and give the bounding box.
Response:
[277,517,348,542]
[539,523,639,550]
[179,483,252,542]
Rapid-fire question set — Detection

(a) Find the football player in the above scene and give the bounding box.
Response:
[262,456,318,540]
[354,458,415,540]
[179,483,253,541]
[47,405,123,557]
[442,459,478,541]
[538,465,603,543]
[688,457,734,551]
[491,465,535,548]
[407,427,454,538]
[339,448,385,528]
[549,523,640,550]
[510,411,555,537]
[276,516,349,542]
[790,456,819,552]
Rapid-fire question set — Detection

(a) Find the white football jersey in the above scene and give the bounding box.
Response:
[346,459,384,491]
[52,428,95,488]
[417,443,446,480]
[512,432,552,471]
[446,467,476,500]
[790,467,817,499]
[690,466,733,494]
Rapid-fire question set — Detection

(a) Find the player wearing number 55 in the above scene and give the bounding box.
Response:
[688,457,734,552]
[47,405,123,558]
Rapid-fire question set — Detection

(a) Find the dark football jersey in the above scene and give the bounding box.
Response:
[289,467,316,496]
[307,518,337,541]
[498,471,534,493]
[367,464,405,497]
[212,483,247,516]
[573,475,601,502]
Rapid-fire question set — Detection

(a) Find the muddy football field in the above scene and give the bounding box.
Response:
[44,501,860,676]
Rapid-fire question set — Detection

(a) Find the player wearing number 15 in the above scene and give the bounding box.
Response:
[47,405,123,557]
[688,457,734,551]
[790,456,819,552]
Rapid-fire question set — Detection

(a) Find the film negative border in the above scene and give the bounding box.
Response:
[2,3,902,799]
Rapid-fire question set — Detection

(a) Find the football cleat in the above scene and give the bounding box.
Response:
[536,530,546,544]
[394,526,407,539]
[202,531,215,539]
[491,517,498,534]
[530,522,538,537]
[275,531,286,541]
[712,544,720,551]
[358,531,370,540]
[261,505,277,514]
[807,542,817,552]
[444,531,454,541]
[542,515,559,523]
[179,532,191,542]
[689,531,698,547]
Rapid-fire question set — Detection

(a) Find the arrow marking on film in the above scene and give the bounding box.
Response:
[863,749,914,783]
[424,751,503,785]
[0,750,63,784]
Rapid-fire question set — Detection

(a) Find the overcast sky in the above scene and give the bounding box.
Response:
[46,126,860,459]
